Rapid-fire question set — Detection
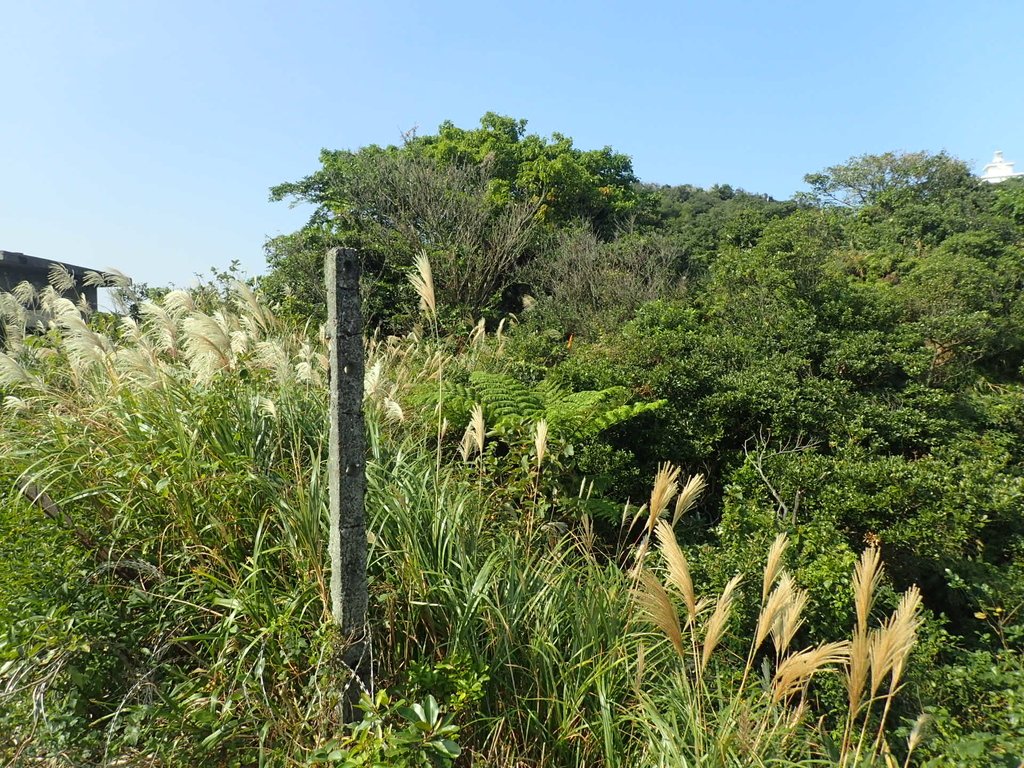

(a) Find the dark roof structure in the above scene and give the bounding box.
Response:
[0,250,101,308]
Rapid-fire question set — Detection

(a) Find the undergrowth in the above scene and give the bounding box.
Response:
[0,272,954,766]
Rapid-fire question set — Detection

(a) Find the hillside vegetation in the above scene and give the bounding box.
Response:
[3,115,1024,766]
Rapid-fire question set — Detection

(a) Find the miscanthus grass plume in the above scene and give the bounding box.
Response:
[631,474,924,767]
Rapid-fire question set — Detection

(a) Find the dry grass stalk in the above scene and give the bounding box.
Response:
[846,545,884,727]
[2,395,29,413]
[162,289,195,316]
[460,404,486,462]
[12,280,37,306]
[771,641,850,703]
[671,473,706,526]
[762,533,789,603]
[655,519,697,622]
[253,340,293,386]
[865,586,924,759]
[579,513,596,557]
[628,523,926,765]
[48,263,76,293]
[232,280,277,337]
[888,585,921,688]
[755,571,795,651]
[0,353,41,390]
[634,569,685,657]
[469,318,486,347]
[769,573,808,657]
[631,464,681,569]
[533,419,548,470]
[701,574,743,670]
[868,586,922,697]
[364,359,384,398]
[649,463,681,524]
[853,546,883,636]
[846,630,871,717]
[383,397,405,423]
[634,639,646,695]
[182,312,235,382]
[140,302,180,355]
[906,713,929,757]
[0,292,27,348]
[411,251,436,319]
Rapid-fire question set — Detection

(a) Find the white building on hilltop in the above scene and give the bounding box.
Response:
[981,150,1024,183]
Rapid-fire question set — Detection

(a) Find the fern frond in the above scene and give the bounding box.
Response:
[469,371,544,427]
[588,399,666,436]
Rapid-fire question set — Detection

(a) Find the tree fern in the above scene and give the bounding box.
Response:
[444,371,665,443]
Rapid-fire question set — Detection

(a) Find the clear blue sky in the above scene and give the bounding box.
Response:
[3,0,1022,289]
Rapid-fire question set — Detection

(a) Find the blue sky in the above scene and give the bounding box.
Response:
[2,0,1022,289]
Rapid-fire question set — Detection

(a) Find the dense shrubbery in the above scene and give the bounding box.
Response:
[3,118,1024,764]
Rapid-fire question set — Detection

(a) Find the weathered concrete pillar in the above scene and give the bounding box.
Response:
[325,247,369,719]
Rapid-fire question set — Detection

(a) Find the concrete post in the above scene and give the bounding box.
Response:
[325,247,369,719]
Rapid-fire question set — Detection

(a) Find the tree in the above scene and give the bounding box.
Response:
[264,115,654,329]
[409,113,654,237]
[804,151,976,209]
[993,176,1024,227]
[521,225,684,336]
[802,151,994,250]
[646,182,798,273]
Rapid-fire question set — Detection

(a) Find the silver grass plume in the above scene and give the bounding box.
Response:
[162,290,195,317]
[460,403,486,462]
[253,339,293,385]
[48,263,76,294]
[2,395,29,413]
[232,280,276,337]
[0,353,43,390]
[12,281,37,306]
[364,358,384,399]
[139,301,180,355]
[469,318,486,347]
[410,251,436,319]
[383,396,405,423]
[182,312,234,383]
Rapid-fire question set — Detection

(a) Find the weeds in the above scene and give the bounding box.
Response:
[0,271,931,766]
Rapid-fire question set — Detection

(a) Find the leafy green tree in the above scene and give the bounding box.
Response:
[648,182,798,272]
[993,176,1024,226]
[410,113,653,236]
[265,114,654,330]
[803,151,996,254]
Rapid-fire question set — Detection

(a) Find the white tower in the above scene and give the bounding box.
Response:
[981,150,1024,183]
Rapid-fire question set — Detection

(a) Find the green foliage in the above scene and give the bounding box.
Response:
[438,369,664,521]
[916,649,1024,767]
[267,149,534,330]
[6,136,1024,765]
[533,151,1024,685]
[265,113,655,330]
[309,692,461,768]
[521,226,686,337]
[803,150,997,250]
[993,177,1024,226]
[409,112,654,236]
[649,181,799,272]
[445,370,664,442]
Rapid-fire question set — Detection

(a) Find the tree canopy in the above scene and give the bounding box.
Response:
[264,113,655,329]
